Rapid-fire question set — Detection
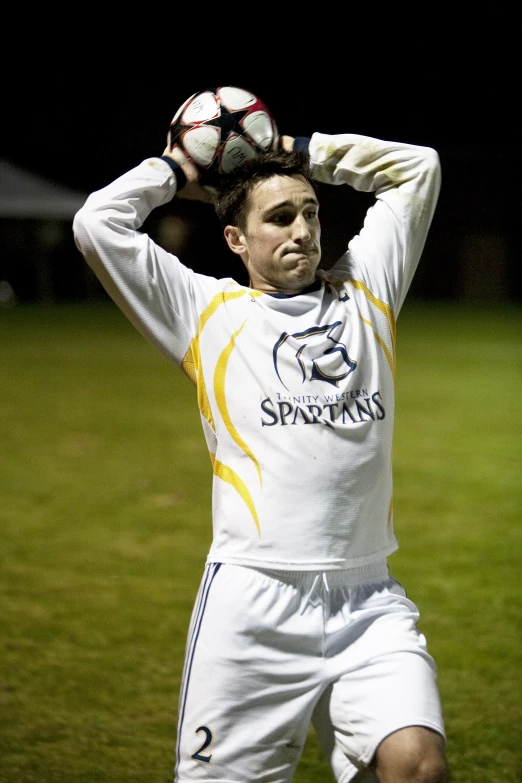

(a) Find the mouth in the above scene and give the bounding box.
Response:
[284,247,317,263]
[285,252,309,261]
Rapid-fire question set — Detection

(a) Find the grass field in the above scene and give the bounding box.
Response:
[1,300,521,782]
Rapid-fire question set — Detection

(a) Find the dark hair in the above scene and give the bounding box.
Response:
[213,149,316,230]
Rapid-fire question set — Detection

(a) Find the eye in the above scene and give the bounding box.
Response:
[270,213,293,226]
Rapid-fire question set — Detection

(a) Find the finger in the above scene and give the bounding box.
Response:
[162,145,200,183]
[280,135,295,152]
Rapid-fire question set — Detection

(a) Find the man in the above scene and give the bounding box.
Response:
[73,119,447,782]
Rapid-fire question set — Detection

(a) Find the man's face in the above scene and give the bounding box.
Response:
[225,174,321,294]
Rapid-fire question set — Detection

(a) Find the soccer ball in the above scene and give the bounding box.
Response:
[168,86,278,187]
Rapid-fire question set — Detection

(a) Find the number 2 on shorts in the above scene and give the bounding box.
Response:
[191,725,213,762]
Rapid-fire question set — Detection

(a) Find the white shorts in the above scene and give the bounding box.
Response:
[174,561,445,783]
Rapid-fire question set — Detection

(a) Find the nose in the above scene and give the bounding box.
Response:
[292,214,312,243]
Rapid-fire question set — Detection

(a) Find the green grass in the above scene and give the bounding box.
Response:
[1,300,521,782]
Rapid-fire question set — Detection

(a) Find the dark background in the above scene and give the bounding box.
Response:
[2,61,519,304]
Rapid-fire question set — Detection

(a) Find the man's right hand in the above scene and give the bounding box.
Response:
[162,144,217,205]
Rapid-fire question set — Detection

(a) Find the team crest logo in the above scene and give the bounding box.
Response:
[273,321,357,390]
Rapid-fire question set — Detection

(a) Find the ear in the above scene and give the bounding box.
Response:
[224,225,246,257]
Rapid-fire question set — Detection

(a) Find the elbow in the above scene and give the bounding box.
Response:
[72,207,100,268]
[422,146,442,193]
[72,209,89,256]
[72,207,81,232]
[424,146,441,176]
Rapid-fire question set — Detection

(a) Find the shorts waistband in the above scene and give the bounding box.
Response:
[252,558,390,588]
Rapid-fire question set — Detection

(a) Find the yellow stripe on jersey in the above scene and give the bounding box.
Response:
[319,274,396,360]
[180,346,197,385]
[182,330,216,430]
[213,458,261,536]
[181,286,252,430]
[214,322,263,486]
[348,278,396,355]
[359,316,395,378]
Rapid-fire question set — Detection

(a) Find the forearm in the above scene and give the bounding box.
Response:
[73,158,177,259]
[312,133,441,315]
[309,132,441,206]
[72,158,198,364]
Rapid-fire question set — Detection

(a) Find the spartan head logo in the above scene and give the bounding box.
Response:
[273,321,357,390]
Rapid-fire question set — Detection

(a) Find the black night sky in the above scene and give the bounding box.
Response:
[5,62,513,195]
[3,52,519,302]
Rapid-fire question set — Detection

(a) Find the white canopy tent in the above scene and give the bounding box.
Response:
[0,158,88,219]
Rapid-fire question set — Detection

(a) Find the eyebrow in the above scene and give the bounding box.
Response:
[264,196,319,215]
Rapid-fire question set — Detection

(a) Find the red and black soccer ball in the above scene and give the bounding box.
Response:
[168,86,279,187]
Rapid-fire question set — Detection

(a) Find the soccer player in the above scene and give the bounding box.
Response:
[73,120,448,782]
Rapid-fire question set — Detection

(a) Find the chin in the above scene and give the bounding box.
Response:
[296,266,319,286]
[285,275,315,293]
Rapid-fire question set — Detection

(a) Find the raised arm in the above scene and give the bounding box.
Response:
[72,149,216,367]
[310,133,441,315]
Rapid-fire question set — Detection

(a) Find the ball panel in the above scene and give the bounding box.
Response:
[221,136,257,173]
[182,125,220,168]
[182,91,220,124]
[241,111,275,151]
[218,86,256,111]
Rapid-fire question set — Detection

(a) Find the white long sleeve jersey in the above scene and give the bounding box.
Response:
[73,132,441,571]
